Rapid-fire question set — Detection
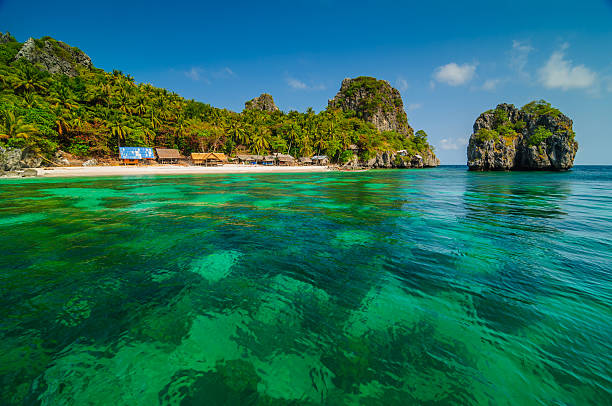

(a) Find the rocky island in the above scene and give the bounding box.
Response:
[329,77,438,168]
[467,101,578,170]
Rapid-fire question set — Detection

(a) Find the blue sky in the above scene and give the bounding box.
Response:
[2,0,612,164]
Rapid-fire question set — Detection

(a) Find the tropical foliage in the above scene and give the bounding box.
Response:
[0,36,433,161]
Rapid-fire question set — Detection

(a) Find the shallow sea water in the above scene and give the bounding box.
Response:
[0,166,610,405]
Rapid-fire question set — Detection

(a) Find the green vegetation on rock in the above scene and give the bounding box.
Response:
[528,126,553,146]
[521,100,561,118]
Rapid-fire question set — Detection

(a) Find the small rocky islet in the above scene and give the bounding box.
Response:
[467,101,578,171]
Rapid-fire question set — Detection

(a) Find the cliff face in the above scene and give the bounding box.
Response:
[467,101,578,171]
[244,93,279,112]
[328,77,413,135]
[14,37,92,77]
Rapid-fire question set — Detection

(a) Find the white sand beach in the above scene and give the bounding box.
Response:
[39,164,333,178]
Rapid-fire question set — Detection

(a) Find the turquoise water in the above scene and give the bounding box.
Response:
[0,166,610,405]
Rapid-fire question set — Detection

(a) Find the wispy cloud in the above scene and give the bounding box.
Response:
[407,103,422,111]
[510,40,533,78]
[482,79,501,91]
[212,67,235,79]
[433,63,477,86]
[287,77,308,89]
[183,66,235,83]
[538,43,597,91]
[184,67,206,82]
[286,76,325,91]
[396,78,409,92]
[438,137,468,151]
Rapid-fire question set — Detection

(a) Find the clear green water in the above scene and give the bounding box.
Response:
[1,166,610,405]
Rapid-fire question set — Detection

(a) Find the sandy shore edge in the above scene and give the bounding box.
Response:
[37,164,333,178]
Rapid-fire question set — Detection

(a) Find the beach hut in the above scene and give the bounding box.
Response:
[311,155,329,166]
[262,156,275,166]
[237,155,262,165]
[298,157,312,166]
[275,153,295,166]
[119,147,155,165]
[156,148,182,164]
[191,153,206,165]
[192,152,228,166]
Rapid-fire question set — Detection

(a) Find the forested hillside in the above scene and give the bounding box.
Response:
[0,33,435,164]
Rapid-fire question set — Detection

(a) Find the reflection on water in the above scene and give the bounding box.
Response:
[0,167,610,405]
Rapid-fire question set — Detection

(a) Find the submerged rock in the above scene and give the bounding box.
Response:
[467,101,578,171]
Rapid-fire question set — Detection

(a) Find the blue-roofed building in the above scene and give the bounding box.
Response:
[119,147,155,164]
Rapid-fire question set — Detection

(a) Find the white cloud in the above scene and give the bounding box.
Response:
[286,76,325,91]
[482,79,501,91]
[433,63,477,86]
[538,44,597,90]
[396,78,409,92]
[438,137,468,151]
[407,103,422,111]
[510,40,533,77]
[185,67,205,82]
[287,77,308,89]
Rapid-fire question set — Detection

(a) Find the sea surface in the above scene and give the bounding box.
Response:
[0,166,610,405]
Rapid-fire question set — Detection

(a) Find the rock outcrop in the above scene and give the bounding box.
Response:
[328,77,412,135]
[0,147,42,171]
[0,32,15,44]
[14,37,93,77]
[467,101,578,171]
[244,94,279,112]
[344,149,439,169]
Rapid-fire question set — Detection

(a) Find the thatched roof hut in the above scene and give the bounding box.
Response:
[298,157,312,165]
[237,155,263,164]
[262,155,275,165]
[156,148,182,163]
[275,153,295,166]
[312,155,329,165]
[192,152,228,166]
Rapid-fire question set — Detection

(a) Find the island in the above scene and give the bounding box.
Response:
[0,33,438,175]
[467,101,578,171]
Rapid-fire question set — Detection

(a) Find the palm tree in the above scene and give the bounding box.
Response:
[250,127,270,155]
[110,115,131,149]
[227,121,247,146]
[0,111,38,140]
[13,65,48,94]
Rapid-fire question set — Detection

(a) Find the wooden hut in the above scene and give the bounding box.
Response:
[298,157,312,165]
[156,148,182,164]
[274,154,295,166]
[119,147,155,165]
[192,152,228,166]
[237,155,262,165]
[262,156,275,166]
[311,155,329,165]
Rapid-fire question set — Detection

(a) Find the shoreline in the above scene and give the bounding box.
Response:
[35,164,333,178]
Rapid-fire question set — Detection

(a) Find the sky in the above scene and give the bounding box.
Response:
[2,0,612,164]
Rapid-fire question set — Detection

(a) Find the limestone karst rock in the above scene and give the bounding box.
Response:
[244,94,279,112]
[14,37,92,77]
[467,101,578,170]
